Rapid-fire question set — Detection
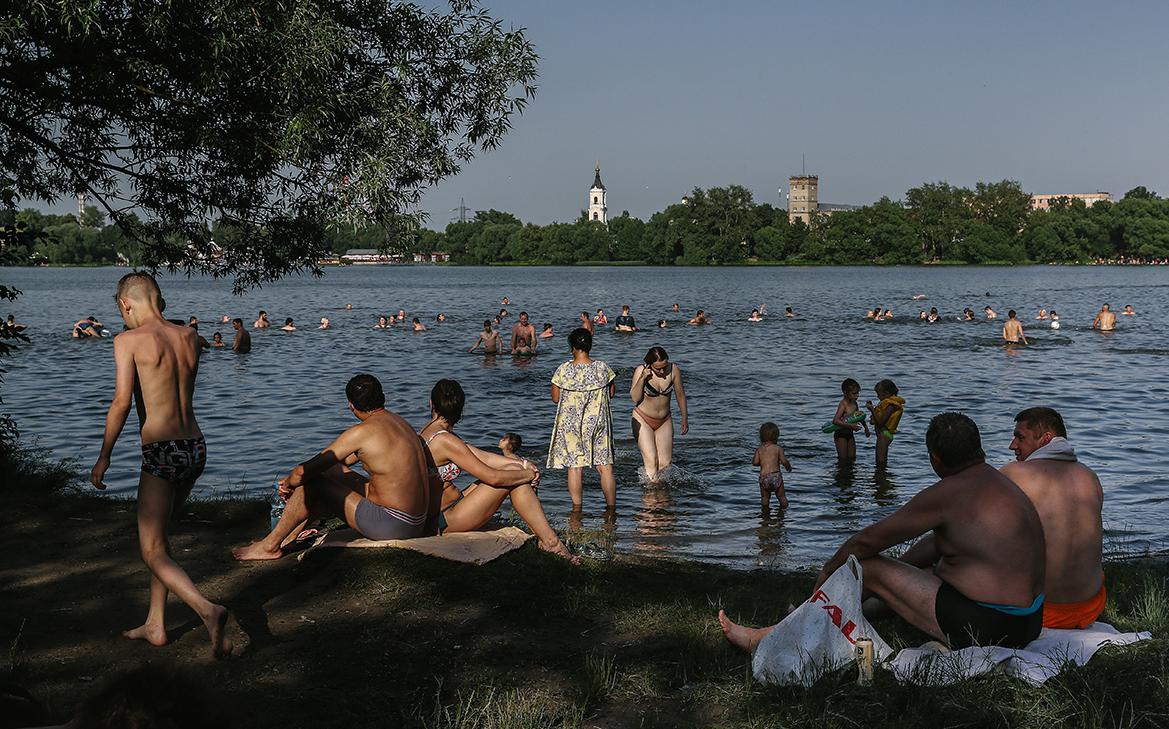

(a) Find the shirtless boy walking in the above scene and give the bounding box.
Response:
[90,273,231,659]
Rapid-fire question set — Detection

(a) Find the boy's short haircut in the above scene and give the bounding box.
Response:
[502,432,522,452]
[925,412,985,468]
[1014,407,1067,438]
[346,374,386,412]
[759,422,779,443]
[875,379,899,397]
[568,327,593,352]
[232,318,243,326]
[1008,309,1017,318]
[841,378,860,393]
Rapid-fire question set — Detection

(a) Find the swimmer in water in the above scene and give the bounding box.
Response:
[498,308,509,320]
[672,303,680,313]
[211,332,225,348]
[984,305,997,319]
[281,318,296,332]
[374,316,389,329]
[593,308,608,325]
[579,311,594,334]
[1123,304,1135,316]
[688,309,710,325]
[614,305,637,332]
[962,308,975,321]
[785,307,796,318]
[4,314,26,334]
[831,378,870,462]
[254,311,270,329]
[189,321,210,349]
[319,317,330,330]
[1092,303,1116,331]
[469,320,502,354]
[911,293,927,301]
[396,309,407,322]
[927,307,939,323]
[1050,310,1061,329]
[345,303,353,310]
[753,422,792,510]
[436,312,447,322]
[658,319,668,328]
[1003,309,1028,345]
[501,296,510,306]
[511,312,537,354]
[412,317,426,331]
[748,308,763,322]
[539,323,554,339]
[72,316,105,338]
[231,318,251,353]
[881,309,893,320]
[919,311,928,321]
[1036,309,1048,320]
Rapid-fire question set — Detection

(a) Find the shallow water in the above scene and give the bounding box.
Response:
[2,265,1166,570]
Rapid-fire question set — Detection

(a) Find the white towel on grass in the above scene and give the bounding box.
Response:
[889,622,1151,686]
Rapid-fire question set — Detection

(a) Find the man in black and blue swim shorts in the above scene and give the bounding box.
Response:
[233,374,435,561]
[720,412,1046,654]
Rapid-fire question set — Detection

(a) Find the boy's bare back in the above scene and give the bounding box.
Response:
[118,320,202,444]
[755,443,784,474]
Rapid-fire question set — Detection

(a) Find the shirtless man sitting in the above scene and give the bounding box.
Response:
[1001,407,1105,629]
[720,412,1046,651]
[1093,303,1117,331]
[233,374,433,560]
[90,272,231,658]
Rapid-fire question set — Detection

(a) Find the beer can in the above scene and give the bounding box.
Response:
[855,638,874,686]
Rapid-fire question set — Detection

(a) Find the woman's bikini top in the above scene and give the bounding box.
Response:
[644,368,675,398]
[424,430,462,482]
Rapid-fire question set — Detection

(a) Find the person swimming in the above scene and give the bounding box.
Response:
[747,308,763,322]
[1050,310,1061,329]
[211,332,225,347]
[539,323,554,339]
[436,312,447,322]
[374,316,389,329]
[657,319,668,328]
[784,307,796,318]
[281,318,296,331]
[1036,309,1048,320]
[984,305,998,319]
[1123,304,1135,316]
[412,317,426,331]
[927,307,939,323]
[319,317,330,329]
[688,309,710,325]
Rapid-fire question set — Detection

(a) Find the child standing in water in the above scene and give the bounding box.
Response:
[753,422,792,510]
[831,378,869,462]
[548,328,618,510]
[866,379,905,467]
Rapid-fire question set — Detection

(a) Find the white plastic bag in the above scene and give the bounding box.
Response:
[751,555,892,686]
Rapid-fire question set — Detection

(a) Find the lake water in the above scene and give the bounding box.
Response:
[2,265,1166,570]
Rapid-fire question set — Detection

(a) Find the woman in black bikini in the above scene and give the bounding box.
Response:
[629,346,689,482]
[419,379,578,563]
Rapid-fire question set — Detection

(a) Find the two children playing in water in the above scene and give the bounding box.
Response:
[753,377,905,511]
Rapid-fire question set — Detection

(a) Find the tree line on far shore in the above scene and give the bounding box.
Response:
[3,182,1167,267]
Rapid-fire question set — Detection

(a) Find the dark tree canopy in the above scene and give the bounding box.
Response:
[0,0,538,289]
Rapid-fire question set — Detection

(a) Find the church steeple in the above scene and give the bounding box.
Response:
[588,161,607,224]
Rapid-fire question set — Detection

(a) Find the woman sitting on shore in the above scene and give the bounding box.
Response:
[630,346,688,482]
[420,379,578,563]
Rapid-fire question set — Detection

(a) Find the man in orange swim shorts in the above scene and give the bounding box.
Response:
[1001,407,1106,629]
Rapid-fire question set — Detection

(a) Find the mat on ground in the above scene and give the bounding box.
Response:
[298,526,533,565]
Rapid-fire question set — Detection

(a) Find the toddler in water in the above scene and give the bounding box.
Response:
[866,379,905,467]
[753,422,792,510]
[832,378,869,462]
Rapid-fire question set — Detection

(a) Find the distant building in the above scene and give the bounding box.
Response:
[787,175,860,224]
[588,163,608,224]
[340,249,448,264]
[1030,192,1112,211]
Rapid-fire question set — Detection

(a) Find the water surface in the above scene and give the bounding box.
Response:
[2,265,1165,569]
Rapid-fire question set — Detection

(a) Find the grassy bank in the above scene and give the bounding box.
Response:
[2,462,1167,728]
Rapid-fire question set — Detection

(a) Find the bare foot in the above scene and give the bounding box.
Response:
[718,609,772,654]
[538,538,581,566]
[123,622,168,647]
[205,604,233,659]
[232,541,283,561]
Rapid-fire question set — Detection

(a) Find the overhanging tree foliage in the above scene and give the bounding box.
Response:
[0,0,538,289]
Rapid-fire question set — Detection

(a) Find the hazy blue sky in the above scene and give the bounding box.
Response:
[421,0,1169,227]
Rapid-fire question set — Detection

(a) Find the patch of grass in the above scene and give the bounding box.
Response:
[421,686,583,729]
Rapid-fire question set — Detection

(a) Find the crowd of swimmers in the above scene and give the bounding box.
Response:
[67,271,1127,665]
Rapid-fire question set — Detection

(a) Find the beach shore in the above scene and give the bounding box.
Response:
[3,483,1168,728]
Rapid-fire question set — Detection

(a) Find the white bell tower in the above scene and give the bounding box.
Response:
[588,162,607,225]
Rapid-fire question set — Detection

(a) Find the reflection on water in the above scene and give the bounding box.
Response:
[3,264,1168,570]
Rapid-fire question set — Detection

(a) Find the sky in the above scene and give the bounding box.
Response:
[27,1,1169,227]
[418,0,1169,227]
